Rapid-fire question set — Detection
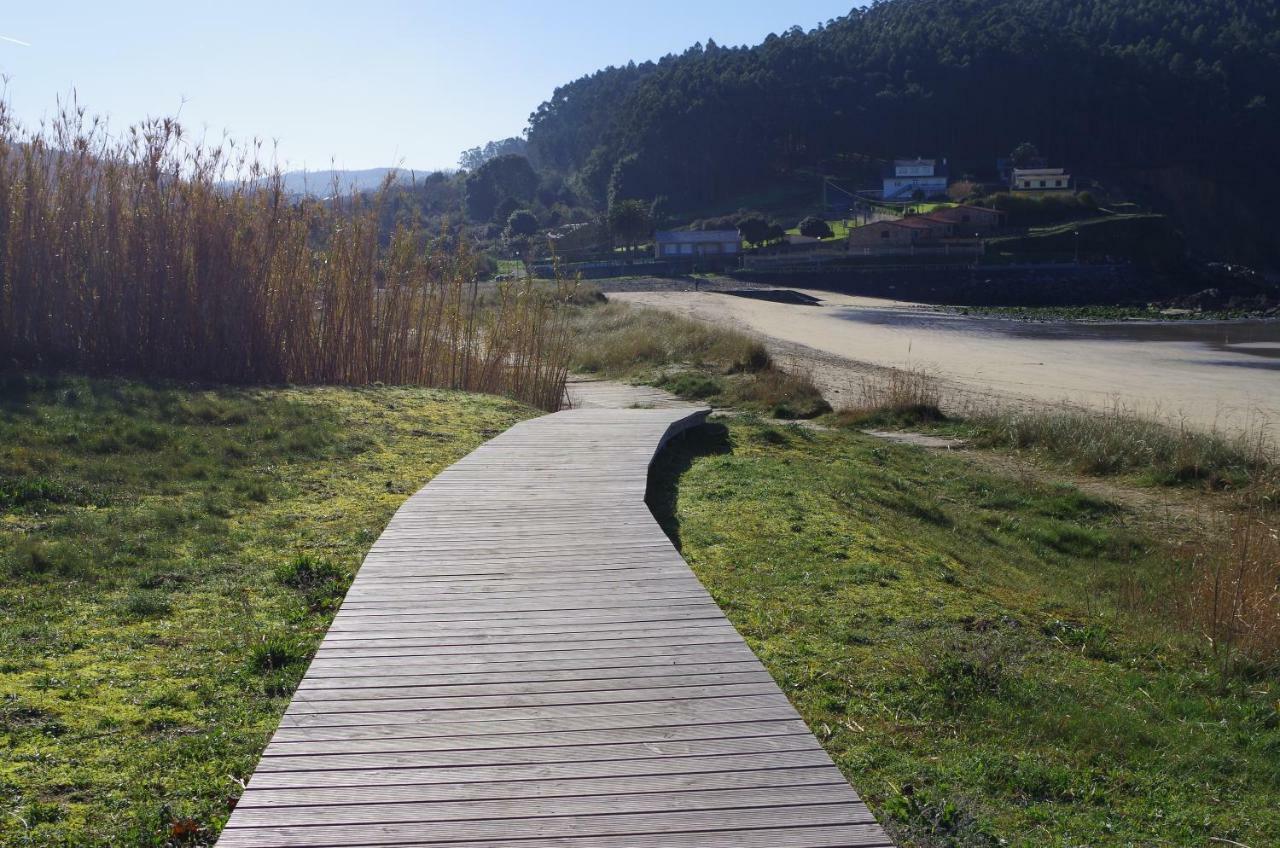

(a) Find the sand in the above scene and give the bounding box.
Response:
[615,289,1280,446]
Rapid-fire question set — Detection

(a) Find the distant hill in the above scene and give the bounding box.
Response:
[525,0,1280,267]
[275,168,436,197]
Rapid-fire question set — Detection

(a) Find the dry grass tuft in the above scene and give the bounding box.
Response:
[833,367,946,428]
[0,98,569,409]
[1175,511,1280,681]
[568,302,769,376]
[726,367,831,420]
[967,405,1268,488]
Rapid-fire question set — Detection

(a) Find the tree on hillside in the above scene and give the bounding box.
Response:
[737,215,770,247]
[493,196,521,227]
[464,154,538,222]
[608,199,653,252]
[1011,142,1043,168]
[523,0,1280,267]
[798,216,834,239]
[766,223,787,245]
[506,209,539,238]
[458,137,529,171]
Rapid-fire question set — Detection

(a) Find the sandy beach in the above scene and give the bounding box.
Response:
[615,289,1280,445]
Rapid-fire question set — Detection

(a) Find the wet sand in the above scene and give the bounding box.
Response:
[615,289,1280,445]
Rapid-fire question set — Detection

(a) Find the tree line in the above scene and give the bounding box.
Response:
[520,0,1279,266]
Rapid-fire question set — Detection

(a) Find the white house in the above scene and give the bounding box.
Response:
[654,230,741,259]
[1012,167,1072,192]
[882,158,949,200]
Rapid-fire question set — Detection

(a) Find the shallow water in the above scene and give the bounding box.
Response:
[836,309,1280,368]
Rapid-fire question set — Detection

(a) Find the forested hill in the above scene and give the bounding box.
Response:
[525,0,1280,266]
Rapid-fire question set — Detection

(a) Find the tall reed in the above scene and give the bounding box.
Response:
[1176,511,1280,683]
[0,99,569,409]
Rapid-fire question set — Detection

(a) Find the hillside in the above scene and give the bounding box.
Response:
[524,0,1280,267]
[275,167,424,197]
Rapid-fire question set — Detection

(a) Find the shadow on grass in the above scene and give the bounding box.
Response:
[645,422,731,552]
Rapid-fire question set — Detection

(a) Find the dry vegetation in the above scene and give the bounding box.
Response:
[566,299,829,418]
[1175,513,1280,681]
[568,300,769,375]
[0,99,569,408]
[838,365,1280,681]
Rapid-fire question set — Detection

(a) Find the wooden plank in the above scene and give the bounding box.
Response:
[215,400,892,847]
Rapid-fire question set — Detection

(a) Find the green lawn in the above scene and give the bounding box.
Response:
[0,376,534,846]
[650,418,1279,847]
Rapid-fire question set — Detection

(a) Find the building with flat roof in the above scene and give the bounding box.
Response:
[883,158,950,200]
[654,230,741,259]
[1012,167,1072,192]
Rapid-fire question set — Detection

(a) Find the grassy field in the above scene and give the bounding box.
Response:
[651,418,1279,847]
[0,376,534,846]
[567,300,830,418]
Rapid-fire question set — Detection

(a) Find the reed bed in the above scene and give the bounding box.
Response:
[1178,511,1280,681]
[0,99,569,409]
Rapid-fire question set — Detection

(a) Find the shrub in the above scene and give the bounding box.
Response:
[1176,513,1280,681]
[658,373,725,401]
[798,216,834,239]
[728,368,831,419]
[835,367,945,428]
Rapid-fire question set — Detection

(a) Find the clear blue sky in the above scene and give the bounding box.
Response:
[0,1,858,172]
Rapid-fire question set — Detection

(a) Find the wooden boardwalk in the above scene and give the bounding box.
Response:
[218,394,893,847]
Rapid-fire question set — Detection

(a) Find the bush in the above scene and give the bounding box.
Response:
[658,373,726,401]
[798,216,834,239]
[728,368,831,419]
[835,368,945,428]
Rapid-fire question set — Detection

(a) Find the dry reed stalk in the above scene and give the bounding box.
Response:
[0,98,570,409]
[1187,513,1280,681]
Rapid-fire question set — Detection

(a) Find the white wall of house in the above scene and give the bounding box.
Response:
[883,176,949,199]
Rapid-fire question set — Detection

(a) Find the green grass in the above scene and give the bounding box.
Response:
[0,375,534,846]
[650,419,1279,847]
[785,219,855,241]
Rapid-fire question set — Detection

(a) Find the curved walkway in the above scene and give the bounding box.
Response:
[217,391,892,847]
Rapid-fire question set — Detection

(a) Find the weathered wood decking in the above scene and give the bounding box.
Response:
[217,390,893,847]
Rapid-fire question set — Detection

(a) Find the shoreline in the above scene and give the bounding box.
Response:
[612,287,1280,450]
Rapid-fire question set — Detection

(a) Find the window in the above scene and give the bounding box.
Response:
[880,229,891,239]
[1039,180,1046,188]
[1055,180,1063,187]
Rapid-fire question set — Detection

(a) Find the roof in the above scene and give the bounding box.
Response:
[1013,168,1068,177]
[894,217,947,229]
[924,205,1003,221]
[655,230,740,244]
[886,157,949,178]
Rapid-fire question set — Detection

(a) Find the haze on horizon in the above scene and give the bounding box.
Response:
[0,1,859,172]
